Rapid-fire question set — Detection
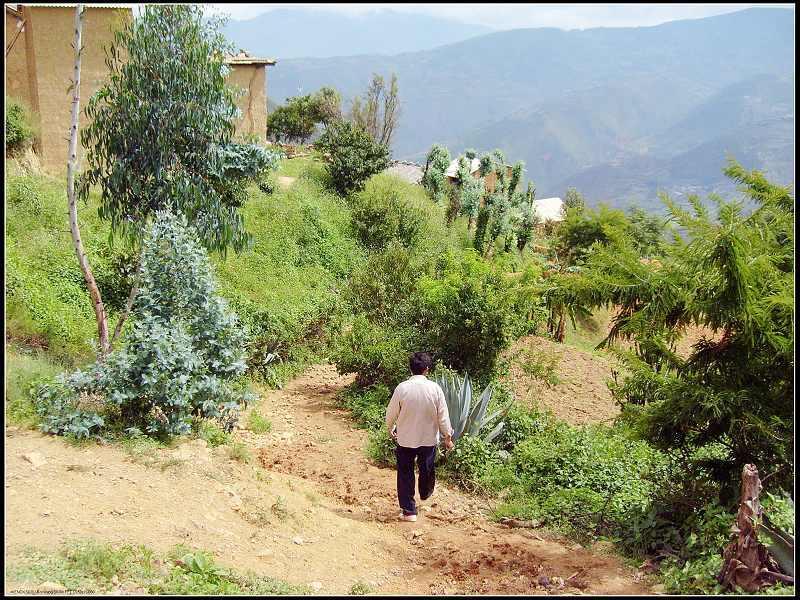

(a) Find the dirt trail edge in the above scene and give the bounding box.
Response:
[255,364,651,595]
[4,364,652,595]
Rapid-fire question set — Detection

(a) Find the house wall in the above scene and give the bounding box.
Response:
[11,6,270,168]
[22,5,131,169]
[227,63,267,142]
[5,9,31,107]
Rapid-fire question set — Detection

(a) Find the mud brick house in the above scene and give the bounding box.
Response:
[5,4,276,169]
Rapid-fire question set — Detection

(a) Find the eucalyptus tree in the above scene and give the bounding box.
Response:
[77,4,277,351]
[67,4,111,355]
[350,73,400,148]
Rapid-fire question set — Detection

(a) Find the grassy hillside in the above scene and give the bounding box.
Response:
[4,156,363,380]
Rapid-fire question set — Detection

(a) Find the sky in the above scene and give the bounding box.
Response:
[203,3,794,30]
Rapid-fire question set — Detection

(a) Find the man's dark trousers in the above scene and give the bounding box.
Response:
[395,444,437,516]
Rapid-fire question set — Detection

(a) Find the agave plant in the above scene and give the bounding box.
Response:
[758,511,795,579]
[433,372,507,443]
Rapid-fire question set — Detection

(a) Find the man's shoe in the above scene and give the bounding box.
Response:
[399,513,417,522]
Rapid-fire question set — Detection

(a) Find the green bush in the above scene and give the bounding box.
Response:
[349,175,431,251]
[366,427,396,467]
[332,315,415,389]
[492,403,546,451]
[415,250,517,382]
[246,409,272,434]
[316,120,389,196]
[194,420,231,447]
[536,487,607,542]
[34,212,254,439]
[341,385,390,431]
[344,242,420,325]
[445,434,500,486]
[5,97,35,153]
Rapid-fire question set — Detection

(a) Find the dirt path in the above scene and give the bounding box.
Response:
[4,364,652,595]
[254,364,651,595]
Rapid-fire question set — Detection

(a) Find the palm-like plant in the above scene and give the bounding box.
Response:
[433,372,507,443]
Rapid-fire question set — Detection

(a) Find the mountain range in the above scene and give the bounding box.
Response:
[226,7,795,211]
[221,8,492,59]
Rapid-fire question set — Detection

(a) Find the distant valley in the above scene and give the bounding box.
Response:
[228,7,795,210]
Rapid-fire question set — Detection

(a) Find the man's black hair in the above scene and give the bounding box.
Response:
[409,352,434,375]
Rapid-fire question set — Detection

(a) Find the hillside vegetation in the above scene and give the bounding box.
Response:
[6,150,795,595]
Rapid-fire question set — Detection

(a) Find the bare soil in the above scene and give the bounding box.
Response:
[504,336,620,426]
[4,364,652,595]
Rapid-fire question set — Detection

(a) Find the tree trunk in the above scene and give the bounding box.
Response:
[67,4,110,357]
[110,259,141,348]
[718,464,784,592]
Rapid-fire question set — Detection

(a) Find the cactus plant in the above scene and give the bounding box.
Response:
[433,372,507,443]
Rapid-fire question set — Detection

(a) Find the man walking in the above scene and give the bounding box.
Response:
[385,352,454,522]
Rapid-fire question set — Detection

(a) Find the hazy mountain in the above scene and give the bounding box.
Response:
[221,8,492,59]
[235,7,795,208]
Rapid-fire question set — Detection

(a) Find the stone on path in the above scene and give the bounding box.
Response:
[21,452,46,468]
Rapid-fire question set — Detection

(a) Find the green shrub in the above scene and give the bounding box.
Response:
[415,250,517,382]
[445,434,500,486]
[366,428,396,467]
[332,315,414,389]
[344,242,421,325]
[349,581,376,595]
[316,120,389,196]
[492,403,546,451]
[537,487,607,542]
[226,441,253,464]
[350,175,431,251]
[341,385,390,431]
[195,420,231,447]
[34,212,254,439]
[5,97,35,153]
[247,410,272,434]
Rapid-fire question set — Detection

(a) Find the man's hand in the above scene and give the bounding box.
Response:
[444,436,454,451]
[390,427,398,441]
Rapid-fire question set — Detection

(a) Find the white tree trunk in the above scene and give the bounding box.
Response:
[67,3,110,357]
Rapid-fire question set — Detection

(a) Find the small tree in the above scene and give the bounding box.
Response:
[80,5,276,254]
[266,96,318,144]
[350,73,400,148]
[267,86,342,144]
[420,144,451,205]
[36,211,254,438]
[316,120,389,196]
[545,160,794,496]
[563,187,586,213]
[77,5,277,351]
